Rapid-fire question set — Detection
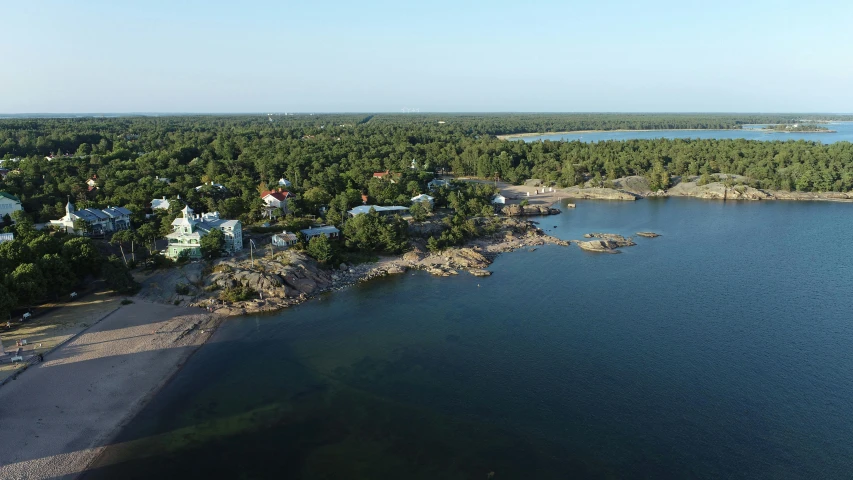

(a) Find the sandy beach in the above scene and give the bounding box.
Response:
[0,301,220,480]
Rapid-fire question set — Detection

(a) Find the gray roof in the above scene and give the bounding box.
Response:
[300,225,340,236]
[82,208,109,220]
[347,205,409,216]
[103,206,131,218]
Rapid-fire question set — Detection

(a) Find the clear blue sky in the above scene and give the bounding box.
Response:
[2,0,851,113]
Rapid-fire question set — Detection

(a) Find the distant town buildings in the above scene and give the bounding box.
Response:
[49,202,131,235]
[165,206,242,259]
[0,192,23,220]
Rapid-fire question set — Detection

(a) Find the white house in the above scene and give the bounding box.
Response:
[347,205,409,217]
[49,201,128,235]
[300,225,340,241]
[165,206,243,259]
[491,194,507,205]
[102,206,132,231]
[0,192,23,220]
[277,178,292,187]
[151,197,171,211]
[261,189,294,210]
[271,231,298,248]
[411,193,435,206]
[0,233,14,244]
[428,178,449,190]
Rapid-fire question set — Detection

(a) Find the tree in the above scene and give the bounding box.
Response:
[0,240,33,272]
[307,235,335,264]
[62,237,102,278]
[102,255,139,294]
[38,254,76,297]
[0,283,17,321]
[8,263,46,307]
[409,201,428,222]
[200,228,225,259]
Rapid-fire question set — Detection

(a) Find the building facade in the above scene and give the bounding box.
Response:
[0,192,23,220]
[49,202,131,235]
[165,206,243,259]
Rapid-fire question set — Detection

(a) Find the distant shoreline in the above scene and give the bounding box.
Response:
[496,128,741,140]
[497,127,839,140]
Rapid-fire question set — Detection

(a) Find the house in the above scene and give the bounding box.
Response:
[155,176,171,184]
[151,197,171,210]
[411,193,435,206]
[0,169,10,179]
[347,205,409,217]
[373,170,400,183]
[0,233,14,244]
[428,178,449,190]
[277,178,292,187]
[271,231,298,248]
[86,175,99,189]
[0,192,23,220]
[49,201,125,235]
[491,194,507,205]
[102,206,132,231]
[261,188,294,209]
[165,206,243,259]
[300,225,340,241]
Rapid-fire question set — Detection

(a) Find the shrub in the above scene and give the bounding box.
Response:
[219,285,257,302]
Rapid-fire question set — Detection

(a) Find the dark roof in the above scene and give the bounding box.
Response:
[0,191,20,203]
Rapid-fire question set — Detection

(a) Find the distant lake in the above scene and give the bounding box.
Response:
[510,122,853,143]
[84,199,853,479]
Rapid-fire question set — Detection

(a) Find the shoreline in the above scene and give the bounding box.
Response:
[0,301,220,480]
[496,127,838,140]
[207,219,570,317]
[496,128,743,140]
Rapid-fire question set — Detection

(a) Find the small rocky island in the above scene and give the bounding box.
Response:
[636,232,660,238]
[575,233,637,253]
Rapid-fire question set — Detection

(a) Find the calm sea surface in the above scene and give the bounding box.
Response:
[83,199,853,479]
[511,122,853,143]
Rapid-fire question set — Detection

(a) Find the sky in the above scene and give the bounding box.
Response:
[2,0,852,113]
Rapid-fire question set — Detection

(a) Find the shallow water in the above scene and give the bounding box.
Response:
[83,198,853,479]
[511,122,853,144]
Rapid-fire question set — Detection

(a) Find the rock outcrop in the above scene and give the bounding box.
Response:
[575,233,636,253]
[207,252,333,299]
[562,187,638,201]
[636,232,660,238]
[501,204,561,216]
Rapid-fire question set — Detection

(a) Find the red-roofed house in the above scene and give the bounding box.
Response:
[372,170,400,183]
[261,188,294,210]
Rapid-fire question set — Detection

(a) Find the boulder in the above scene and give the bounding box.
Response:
[501,205,561,216]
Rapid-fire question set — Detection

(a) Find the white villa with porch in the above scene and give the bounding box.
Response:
[165,205,243,259]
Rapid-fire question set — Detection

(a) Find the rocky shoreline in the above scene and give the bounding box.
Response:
[137,218,571,317]
[559,175,853,202]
